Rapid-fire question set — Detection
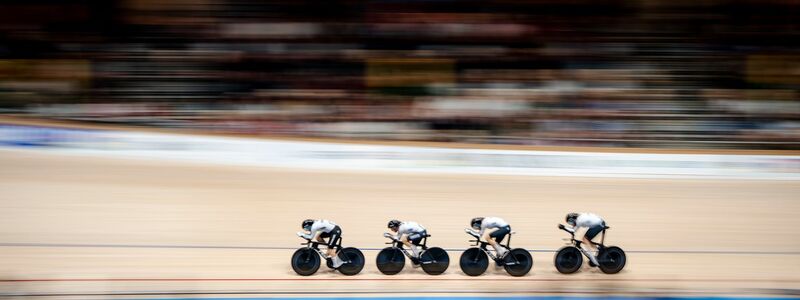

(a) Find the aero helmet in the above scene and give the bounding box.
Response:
[302,219,315,231]
[565,213,579,226]
[470,217,484,230]
[388,219,401,229]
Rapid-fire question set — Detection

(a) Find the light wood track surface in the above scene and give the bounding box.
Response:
[0,149,798,298]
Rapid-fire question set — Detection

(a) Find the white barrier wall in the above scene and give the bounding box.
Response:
[1,124,798,179]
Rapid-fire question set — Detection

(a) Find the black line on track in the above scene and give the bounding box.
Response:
[1,242,799,255]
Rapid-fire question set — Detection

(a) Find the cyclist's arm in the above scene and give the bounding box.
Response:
[394,225,406,241]
[399,233,410,245]
[479,224,486,237]
[572,226,587,241]
[480,227,497,241]
[302,222,323,240]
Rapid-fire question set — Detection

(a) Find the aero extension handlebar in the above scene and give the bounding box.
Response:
[465,228,482,246]
[558,225,572,234]
[383,232,399,244]
[296,232,316,246]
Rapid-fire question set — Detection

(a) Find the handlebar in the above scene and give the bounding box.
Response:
[558,225,577,246]
[296,231,314,245]
[464,228,483,246]
[383,232,400,242]
[558,224,575,237]
[383,232,405,248]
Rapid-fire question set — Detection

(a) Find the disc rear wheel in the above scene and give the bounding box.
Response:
[337,247,365,276]
[420,247,449,275]
[597,246,626,274]
[503,248,532,276]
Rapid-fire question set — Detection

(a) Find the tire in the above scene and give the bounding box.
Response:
[459,248,489,276]
[554,246,582,274]
[503,248,533,277]
[337,247,365,276]
[420,247,449,275]
[597,246,626,274]
[376,247,405,275]
[291,248,321,276]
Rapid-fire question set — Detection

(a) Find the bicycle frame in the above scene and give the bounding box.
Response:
[559,225,608,258]
[299,235,343,259]
[465,229,514,263]
[383,233,430,262]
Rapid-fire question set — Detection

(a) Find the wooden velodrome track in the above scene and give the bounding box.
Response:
[0,119,799,299]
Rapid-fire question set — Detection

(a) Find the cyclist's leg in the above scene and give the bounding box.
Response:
[326,226,345,268]
[482,228,498,250]
[488,226,510,257]
[318,231,333,256]
[582,225,603,266]
[405,232,423,258]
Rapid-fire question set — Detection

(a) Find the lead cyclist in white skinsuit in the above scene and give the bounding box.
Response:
[387,220,427,260]
[560,212,605,267]
[298,219,345,268]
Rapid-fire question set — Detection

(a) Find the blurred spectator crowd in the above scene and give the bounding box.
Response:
[0,0,798,149]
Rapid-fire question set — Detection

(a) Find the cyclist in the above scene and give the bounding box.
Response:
[387,219,427,261]
[298,219,345,268]
[560,212,605,267]
[469,217,510,258]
